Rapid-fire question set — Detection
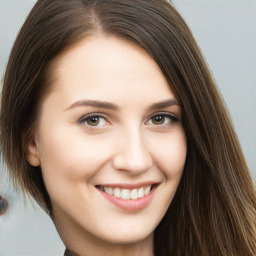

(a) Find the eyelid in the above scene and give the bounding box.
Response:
[151,111,179,119]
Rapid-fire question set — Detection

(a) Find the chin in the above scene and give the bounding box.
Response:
[95,223,155,245]
[101,231,153,245]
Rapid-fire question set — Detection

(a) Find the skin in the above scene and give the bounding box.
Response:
[27,36,187,256]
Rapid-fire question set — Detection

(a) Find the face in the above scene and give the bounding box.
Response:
[27,36,187,250]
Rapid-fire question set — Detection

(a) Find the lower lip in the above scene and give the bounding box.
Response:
[97,186,157,212]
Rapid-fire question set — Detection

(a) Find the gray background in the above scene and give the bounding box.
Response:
[0,0,255,255]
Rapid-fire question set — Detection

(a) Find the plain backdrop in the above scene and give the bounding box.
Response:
[0,0,255,255]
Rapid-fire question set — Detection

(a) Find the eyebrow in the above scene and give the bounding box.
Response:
[65,100,119,111]
[65,98,179,112]
[146,99,180,111]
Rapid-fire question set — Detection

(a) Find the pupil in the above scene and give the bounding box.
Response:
[154,115,164,124]
[88,117,99,125]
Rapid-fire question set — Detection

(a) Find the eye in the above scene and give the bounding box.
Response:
[151,115,166,125]
[78,114,108,127]
[148,113,179,126]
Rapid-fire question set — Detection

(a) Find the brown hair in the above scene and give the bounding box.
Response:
[1,0,256,255]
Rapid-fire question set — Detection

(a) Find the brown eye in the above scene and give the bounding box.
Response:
[78,115,107,127]
[87,116,101,126]
[152,115,165,125]
[148,113,179,126]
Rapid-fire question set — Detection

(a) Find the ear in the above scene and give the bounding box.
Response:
[26,138,41,167]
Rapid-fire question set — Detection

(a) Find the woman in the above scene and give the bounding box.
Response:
[1,0,256,255]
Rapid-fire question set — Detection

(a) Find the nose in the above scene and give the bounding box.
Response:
[112,127,153,174]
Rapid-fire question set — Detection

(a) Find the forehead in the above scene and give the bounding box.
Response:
[44,36,175,105]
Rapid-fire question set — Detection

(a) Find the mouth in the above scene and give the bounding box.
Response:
[96,184,154,200]
[95,183,158,211]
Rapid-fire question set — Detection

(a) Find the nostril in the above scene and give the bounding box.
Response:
[0,196,8,216]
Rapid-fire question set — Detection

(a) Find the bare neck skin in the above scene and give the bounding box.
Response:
[65,238,154,256]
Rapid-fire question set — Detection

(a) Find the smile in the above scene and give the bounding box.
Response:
[96,183,158,211]
[98,185,152,200]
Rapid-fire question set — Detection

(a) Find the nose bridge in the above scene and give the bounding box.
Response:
[112,125,153,174]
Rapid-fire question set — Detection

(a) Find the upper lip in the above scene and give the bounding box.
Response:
[96,181,159,189]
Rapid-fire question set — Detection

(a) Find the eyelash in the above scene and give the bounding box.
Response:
[148,113,179,126]
[77,112,179,128]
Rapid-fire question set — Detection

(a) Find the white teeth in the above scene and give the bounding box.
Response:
[114,188,121,198]
[121,189,130,200]
[130,189,138,199]
[145,186,151,195]
[108,187,113,195]
[104,187,113,195]
[101,185,152,200]
[138,187,144,198]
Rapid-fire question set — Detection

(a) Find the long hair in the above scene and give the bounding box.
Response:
[1,0,256,255]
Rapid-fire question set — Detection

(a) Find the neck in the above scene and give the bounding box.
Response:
[65,238,154,256]
[64,233,154,256]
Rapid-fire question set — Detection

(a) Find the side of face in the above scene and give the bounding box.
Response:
[27,36,187,247]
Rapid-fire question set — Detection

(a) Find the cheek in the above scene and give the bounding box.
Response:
[37,126,113,185]
[153,131,187,179]
[152,131,186,208]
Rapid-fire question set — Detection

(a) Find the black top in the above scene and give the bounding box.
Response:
[64,249,79,256]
